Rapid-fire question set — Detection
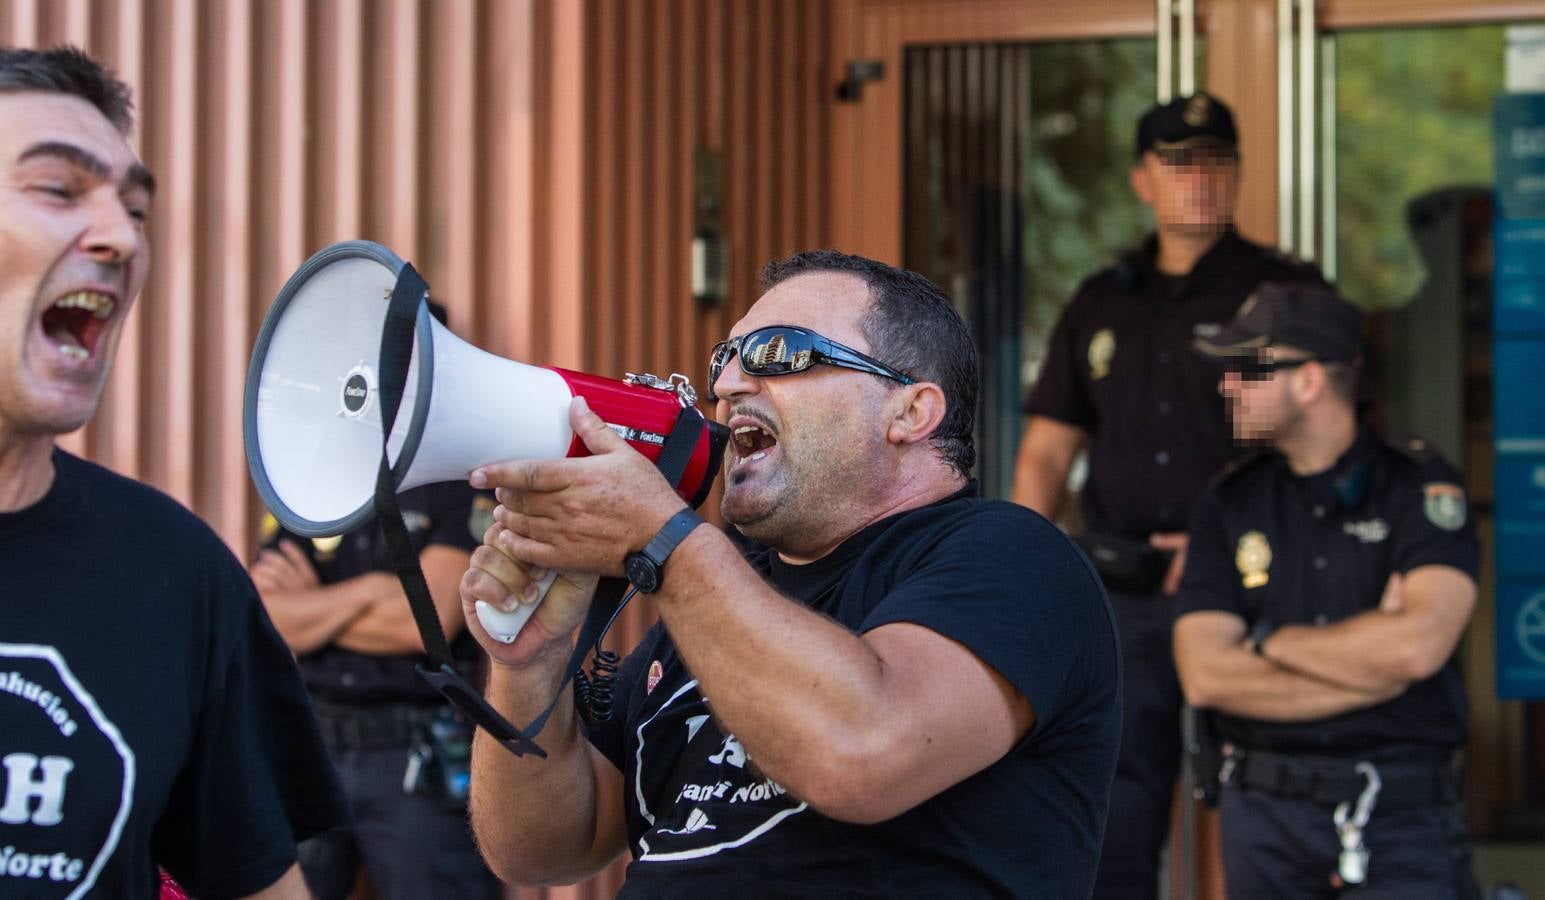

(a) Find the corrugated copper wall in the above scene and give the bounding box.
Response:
[1,1,830,896]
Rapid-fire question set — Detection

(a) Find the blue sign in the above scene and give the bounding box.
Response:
[1495,94,1545,219]
[1497,581,1545,698]
[1495,219,1545,280]
[1495,340,1545,443]
[1494,278,1545,334]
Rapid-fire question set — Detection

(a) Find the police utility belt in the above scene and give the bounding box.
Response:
[1219,745,1458,811]
[314,699,440,752]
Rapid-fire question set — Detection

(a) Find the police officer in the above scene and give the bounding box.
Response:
[1012,92,1327,897]
[250,305,503,900]
[1174,282,1479,898]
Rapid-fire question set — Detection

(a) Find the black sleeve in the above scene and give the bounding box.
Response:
[154,558,349,898]
[1021,285,1096,430]
[1389,458,1481,578]
[425,481,488,553]
[1175,489,1246,620]
[856,504,1110,732]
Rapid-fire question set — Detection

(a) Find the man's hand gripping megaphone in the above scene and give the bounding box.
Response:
[460,394,696,663]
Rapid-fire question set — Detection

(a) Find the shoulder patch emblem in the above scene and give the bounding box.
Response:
[1423,483,1467,531]
[1088,329,1116,380]
[469,495,497,540]
[311,534,344,561]
[1236,531,1272,589]
[647,659,664,695]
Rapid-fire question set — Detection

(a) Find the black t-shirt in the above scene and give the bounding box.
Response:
[267,482,491,705]
[0,451,348,898]
[1023,230,1328,537]
[585,486,1121,898]
[1176,428,1479,757]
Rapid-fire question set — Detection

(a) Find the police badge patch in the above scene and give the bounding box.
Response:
[470,495,497,540]
[1236,531,1272,589]
[1088,329,1115,381]
[1422,483,1467,532]
[311,534,344,561]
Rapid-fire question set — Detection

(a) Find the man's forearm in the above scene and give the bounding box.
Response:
[470,656,624,885]
[1262,611,1429,694]
[1183,643,1399,722]
[260,574,391,655]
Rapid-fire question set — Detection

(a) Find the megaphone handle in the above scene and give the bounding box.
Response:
[475,570,560,643]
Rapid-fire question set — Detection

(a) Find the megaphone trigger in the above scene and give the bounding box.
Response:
[475,569,560,643]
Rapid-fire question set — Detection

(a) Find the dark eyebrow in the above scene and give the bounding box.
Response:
[17,141,157,197]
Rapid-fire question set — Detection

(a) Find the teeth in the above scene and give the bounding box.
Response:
[732,451,768,469]
[58,344,88,361]
[55,291,115,319]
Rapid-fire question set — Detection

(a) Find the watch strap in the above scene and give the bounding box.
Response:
[1249,619,1278,655]
[628,508,706,592]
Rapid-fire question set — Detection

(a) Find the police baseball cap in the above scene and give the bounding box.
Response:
[1135,93,1238,158]
[1194,282,1365,363]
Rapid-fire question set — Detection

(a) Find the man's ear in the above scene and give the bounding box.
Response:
[887,382,948,447]
[1291,362,1326,405]
[1130,163,1154,205]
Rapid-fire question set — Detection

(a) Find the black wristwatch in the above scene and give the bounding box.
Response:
[624,508,706,593]
[1248,619,1278,656]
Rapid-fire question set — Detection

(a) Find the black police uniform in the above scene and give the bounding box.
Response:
[265,481,502,900]
[1023,228,1326,895]
[1177,426,1479,898]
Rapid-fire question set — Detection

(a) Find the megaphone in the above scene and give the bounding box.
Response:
[244,240,728,642]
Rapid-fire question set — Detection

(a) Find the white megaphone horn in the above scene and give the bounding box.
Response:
[243,240,728,643]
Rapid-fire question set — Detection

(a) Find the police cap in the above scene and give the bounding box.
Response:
[1194,281,1364,363]
[1135,93,1238,158]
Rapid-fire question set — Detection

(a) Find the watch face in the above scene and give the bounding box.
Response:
[626,553,660,593]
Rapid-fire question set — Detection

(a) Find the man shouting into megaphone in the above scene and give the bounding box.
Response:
[459,251,1121,898]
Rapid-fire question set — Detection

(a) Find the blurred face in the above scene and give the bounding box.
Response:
[711,272,899,551]
[0,91,152,441]
[1219,350,1313,446]
[1132,145,1239,237]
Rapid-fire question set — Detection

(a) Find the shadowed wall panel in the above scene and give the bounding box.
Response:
[0,2,830,896]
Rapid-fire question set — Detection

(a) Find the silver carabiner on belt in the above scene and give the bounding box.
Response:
[1331,761,1382,885]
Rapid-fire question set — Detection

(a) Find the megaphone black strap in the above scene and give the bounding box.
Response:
[372,260,709,758]
[374,262,456,667]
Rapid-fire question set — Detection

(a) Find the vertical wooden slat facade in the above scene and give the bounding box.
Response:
[1,3,830,896]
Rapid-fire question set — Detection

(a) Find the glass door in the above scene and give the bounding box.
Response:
[901,39,1163,498]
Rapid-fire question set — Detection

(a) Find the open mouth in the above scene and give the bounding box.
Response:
[40,291,115,362]
[731,422,777,469]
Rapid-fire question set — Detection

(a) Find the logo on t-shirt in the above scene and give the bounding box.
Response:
[0,644,135,899]
[632,679,807,863]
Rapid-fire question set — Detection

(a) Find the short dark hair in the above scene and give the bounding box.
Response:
[0,45,134,133]
[757,250,978,476]
[1322,361,1360,407]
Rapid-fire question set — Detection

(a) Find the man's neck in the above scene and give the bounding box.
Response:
[774,471,968,566]
[1154,228,1227,276]
[1276,407,1358,476]
[0,431,57,513]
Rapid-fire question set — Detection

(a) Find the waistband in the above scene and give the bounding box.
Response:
[313,699,441,752]
[1222,745,1459,810]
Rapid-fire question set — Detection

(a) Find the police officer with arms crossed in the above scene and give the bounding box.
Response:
[1012,92,1327,898]
[1174,282,1479,897]
[252,305,503,900]
[460,251,1120,897]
